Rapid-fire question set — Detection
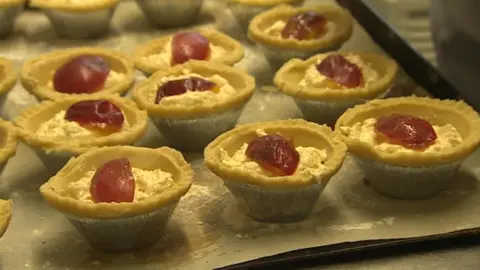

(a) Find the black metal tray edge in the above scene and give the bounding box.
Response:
[216,228,480,270]
[342,0,463,102]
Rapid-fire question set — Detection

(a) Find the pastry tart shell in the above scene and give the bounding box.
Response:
[133,60,255,151]
[20,47,135,101]
[0,57,17,96]
[335,96,480,199]
[204,119,347,222]
[274,52,397,125]
[248,5,353,67]
[275,52,398,101]
[14,94,148,168]
[0,199,12,238]
[133,29,245,74]
[40,146,192,251]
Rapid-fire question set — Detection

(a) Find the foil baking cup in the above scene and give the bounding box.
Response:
[151,106,244,152]
[135,0,203,28]
[257,44,342,71]
[0,5,23,37]
[223,179,325,223]
[353,155,462,199]
[294,89,390,127]
[43,7,116,39]
[67,202,178,252]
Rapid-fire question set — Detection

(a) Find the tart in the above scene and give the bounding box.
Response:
[135,0,204,28]
[133,60,255,151]
[0,117,18,173]
[248,5,353,68]
[40,146,192,251]
[335,96,480,199]
[20,47,135,101]
[274,52,397,125]
[14,94,148,170]
[227,0,304,30]
[0,0,25,37]
[29,0,119,39]
[0,57,17,96]
[204,119,347,222]
[133,29,245,74]
[0,199,12,238]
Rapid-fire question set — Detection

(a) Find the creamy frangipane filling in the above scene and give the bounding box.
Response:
[219,129,328,177]
[340,118,463,153]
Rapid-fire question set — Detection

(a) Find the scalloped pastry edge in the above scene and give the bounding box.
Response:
[204,118,347,188]
[40,146,192,219]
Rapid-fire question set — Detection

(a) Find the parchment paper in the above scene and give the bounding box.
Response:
[0,1,478,269]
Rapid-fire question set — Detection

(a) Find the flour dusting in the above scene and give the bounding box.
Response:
[182,184,213,200]
[329,217,396,231]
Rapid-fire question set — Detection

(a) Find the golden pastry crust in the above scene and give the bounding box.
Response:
[133,29,245,74]
[20,47,135,101]
[274,52,398,101]
[132,60,255,118]
[230,0,301,7]
[0,57,17,96]
[0,0,25,8]
[40,146,193,219]
[204,119,347,188]
[0,199,12,237]
[335,96,480,167]
[0,118,18,166]
[30,0,118,11]
[248,5,353,52]
[14,94,148,155]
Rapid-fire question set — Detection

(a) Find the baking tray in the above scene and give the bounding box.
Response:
[1,0,480,269]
